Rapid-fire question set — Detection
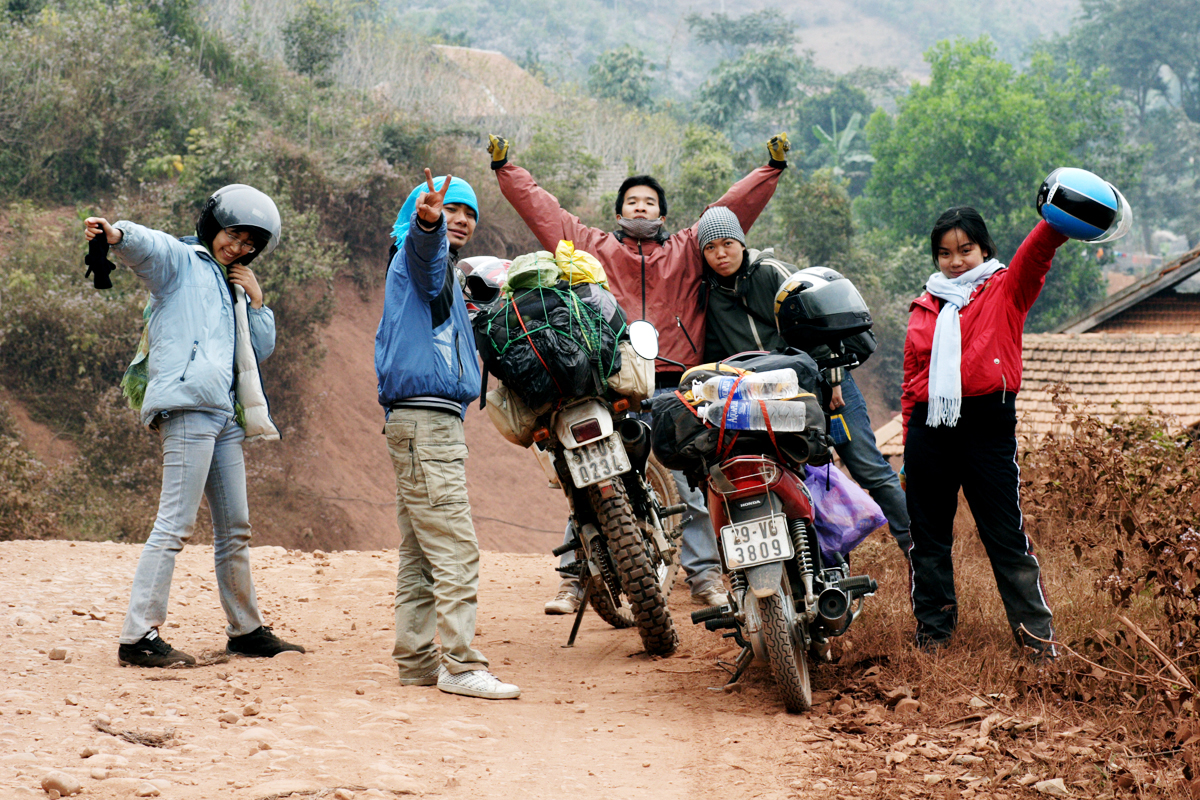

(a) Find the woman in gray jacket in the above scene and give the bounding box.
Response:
[85,184,304,667]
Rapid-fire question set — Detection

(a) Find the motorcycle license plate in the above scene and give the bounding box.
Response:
[721,514,792,568]
[565,433,630,488]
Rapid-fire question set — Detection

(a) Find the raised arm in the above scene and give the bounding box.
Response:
[401,169,453,302]
[488,134,624,255]
[1002,220,1070,315]
[85,217,189,295]
[698,133,790,234]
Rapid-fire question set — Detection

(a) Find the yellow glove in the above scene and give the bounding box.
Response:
[487,134,509,170]
[767,132,790,167]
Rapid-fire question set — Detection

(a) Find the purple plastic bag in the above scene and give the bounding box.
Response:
[804,464,887,562]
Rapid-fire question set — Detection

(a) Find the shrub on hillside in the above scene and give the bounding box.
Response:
[1022,391,1200,664]
[0,403,57,541]
[0,2,211,201]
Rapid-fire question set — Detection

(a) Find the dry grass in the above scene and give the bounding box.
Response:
[813,474,1199,798]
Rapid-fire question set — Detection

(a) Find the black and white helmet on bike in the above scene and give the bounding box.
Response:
[774,266,872,350]
[458,255,511,315]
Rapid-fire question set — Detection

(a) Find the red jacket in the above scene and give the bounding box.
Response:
[495,163,784,371]
[901,221,1068,439]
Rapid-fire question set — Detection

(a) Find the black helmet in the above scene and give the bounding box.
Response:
[195,184,282,265]
[774,266,872,350]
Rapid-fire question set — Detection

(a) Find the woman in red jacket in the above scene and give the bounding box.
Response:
[901,207,1067,657]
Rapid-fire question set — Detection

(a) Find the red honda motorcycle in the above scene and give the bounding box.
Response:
[692,446,877,712]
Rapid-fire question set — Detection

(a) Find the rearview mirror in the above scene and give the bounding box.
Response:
[628,320,659,361]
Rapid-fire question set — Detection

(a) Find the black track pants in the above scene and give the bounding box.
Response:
[904,393,1054,651]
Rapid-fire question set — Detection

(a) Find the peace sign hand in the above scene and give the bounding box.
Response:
[415,168,452,225]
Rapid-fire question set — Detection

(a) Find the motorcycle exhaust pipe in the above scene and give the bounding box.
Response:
[618,417,651,473]
[816,586,850,630]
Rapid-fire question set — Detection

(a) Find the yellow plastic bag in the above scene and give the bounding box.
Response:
[554,240,608,289]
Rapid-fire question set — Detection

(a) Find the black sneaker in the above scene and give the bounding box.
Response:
[227,626,306,658]
[118,634,196,668]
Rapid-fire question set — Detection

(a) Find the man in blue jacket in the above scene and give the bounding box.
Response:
[375,170,520,700]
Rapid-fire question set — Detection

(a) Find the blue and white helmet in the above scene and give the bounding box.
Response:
[1036,167,1131,243]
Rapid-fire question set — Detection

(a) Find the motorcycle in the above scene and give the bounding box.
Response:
[683,358,878,712]
[531,320,683,656]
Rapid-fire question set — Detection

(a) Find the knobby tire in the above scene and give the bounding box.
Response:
[590,482,678,656]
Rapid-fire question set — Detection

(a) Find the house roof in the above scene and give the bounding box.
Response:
[1054,246,1200,333]
[873,332,1200,455]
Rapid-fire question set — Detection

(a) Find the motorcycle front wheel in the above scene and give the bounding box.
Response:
[760,590,812,712]
[589,481,678,656]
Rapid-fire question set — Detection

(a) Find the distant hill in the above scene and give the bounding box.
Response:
[382,0,1081,94]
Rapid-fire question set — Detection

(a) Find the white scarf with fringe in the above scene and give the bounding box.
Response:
[924,259,1005,427]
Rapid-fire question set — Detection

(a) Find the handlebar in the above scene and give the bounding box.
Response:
[816,352,860,371]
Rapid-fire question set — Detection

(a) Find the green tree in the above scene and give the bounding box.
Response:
[811,109,874,179]
[863,37,1136,329]
[685,8,797,58]
[587,45,654,109]
[522,122,603,213]
[669,125,736,225]
[775,169,854,267]
[1053,0,1200,124]
[282,1,348,83]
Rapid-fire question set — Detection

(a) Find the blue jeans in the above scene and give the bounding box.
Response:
[119,409,264,644]
[832,373,911,552]
[558,387,723,594]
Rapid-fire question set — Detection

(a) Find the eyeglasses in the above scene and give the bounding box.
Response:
[222,229,256,254]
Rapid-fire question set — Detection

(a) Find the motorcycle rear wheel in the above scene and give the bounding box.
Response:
[590,482,678,656]
[760,591,812,713]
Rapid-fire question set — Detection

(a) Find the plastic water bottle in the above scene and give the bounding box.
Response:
[694,369,800,402]
[703,399,808,432]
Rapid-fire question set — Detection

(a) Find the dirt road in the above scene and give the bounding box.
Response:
[3,540,888,800]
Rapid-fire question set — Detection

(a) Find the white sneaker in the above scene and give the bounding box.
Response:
[399,664,445,686]
[437,669,521,700]
[544,579,582,615]
[691,585,730,607]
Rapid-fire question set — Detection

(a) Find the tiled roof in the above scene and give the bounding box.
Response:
[872,333,1200,454]
[1055,247,1200,333]
[1019,333,1200,436]
[1090,291,1200,334]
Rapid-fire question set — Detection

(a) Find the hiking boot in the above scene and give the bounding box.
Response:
[399,664,445,686]
[690,585,729,608]
[437,669,521,700]
[118,632,196,668]
[544,579,582,615]
[226,626,306,658]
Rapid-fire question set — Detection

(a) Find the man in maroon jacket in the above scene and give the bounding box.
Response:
[487,133,790,611]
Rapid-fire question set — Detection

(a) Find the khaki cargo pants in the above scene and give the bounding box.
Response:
[385,408,488,677]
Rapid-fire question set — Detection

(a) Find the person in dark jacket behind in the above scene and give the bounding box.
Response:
[376,170,519,700]
[901,207,1066,657]
[487,132,792,612]
[697,206,911,556]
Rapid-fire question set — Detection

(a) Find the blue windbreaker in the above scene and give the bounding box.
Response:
[374,212,481,417]
[112,222,276,427]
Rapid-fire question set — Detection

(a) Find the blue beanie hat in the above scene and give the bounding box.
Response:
[391,176,480,246]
